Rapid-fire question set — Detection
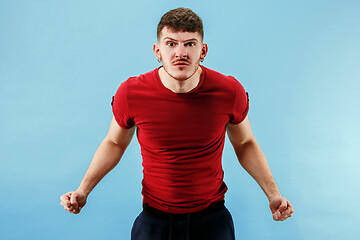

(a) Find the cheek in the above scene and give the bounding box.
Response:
[161,51,173,60]
[192,48,203,57]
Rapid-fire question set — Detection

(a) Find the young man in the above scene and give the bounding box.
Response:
[60,8,294,240]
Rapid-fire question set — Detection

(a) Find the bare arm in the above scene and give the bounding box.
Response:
[60,117,135,214]
[77,117,135,195]
[226,116,294,221]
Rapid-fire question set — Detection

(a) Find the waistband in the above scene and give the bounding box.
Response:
[142,200,225,221]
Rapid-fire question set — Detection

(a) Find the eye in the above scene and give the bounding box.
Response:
[167,42,176,47]
[185,42,195,47]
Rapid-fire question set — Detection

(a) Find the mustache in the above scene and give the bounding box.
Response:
[173,59,190,64]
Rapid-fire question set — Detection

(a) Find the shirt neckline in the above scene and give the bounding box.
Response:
[155,65,206,95]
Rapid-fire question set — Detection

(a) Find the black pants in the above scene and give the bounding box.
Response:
[131,201,235,240]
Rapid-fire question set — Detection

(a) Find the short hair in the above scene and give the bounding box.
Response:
[157,8,204,40]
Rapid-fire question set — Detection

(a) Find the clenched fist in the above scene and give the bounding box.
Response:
[60,190,88,214]
[269,196,294,221]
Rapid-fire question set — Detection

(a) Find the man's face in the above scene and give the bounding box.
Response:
[153,27,208,81]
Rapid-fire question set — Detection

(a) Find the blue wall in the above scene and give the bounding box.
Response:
[1,1,359,239]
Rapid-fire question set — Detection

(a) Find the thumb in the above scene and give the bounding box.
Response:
[70,192,79,209]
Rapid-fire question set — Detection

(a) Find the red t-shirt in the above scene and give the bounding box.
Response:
[112,65,249,214]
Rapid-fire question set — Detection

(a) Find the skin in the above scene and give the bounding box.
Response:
[60,27,294,221]
[153,26,208,93]
[60,118,135,214]
[226,117,294,221]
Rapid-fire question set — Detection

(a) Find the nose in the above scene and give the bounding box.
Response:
[175,45,187,58]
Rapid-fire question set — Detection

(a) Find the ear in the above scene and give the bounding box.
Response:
[153,43,161,61]
[200,43,208,61]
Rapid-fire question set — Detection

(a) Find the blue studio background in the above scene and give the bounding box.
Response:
[1,0,359,239]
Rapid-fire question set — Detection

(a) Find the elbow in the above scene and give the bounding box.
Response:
[232,137,257,150]
[103,136,129,152]
[232,138,259,165]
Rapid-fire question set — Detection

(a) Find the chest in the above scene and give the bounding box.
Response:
[129,91,232,149]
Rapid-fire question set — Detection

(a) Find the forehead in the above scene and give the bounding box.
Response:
[159,27,202,42]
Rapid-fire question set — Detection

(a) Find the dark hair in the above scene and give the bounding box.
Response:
[157,8,204,40]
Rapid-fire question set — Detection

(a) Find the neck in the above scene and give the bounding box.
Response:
[158,66,202,93]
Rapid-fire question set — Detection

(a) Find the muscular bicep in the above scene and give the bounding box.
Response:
[226,116,255,147]
[106,117,135,148]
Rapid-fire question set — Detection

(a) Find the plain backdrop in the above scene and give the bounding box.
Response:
[1,0,359,239]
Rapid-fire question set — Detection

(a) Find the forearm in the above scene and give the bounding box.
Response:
[77,137,127,196]
[234,140,280,200]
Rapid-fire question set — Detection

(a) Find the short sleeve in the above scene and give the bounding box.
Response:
[228,78,249,125]
[111,81,135,129]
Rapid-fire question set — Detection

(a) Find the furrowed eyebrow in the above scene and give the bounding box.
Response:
[184,38,199,43]
[163,37,199,43]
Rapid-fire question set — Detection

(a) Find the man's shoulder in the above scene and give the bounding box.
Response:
[114,68,159,100]
[202,66,242,88]
[120,68,158,88]
[126,68,157,82]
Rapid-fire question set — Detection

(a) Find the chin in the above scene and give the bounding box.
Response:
[172,74,191,81]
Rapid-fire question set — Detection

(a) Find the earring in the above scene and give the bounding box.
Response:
[200,59,204,62]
